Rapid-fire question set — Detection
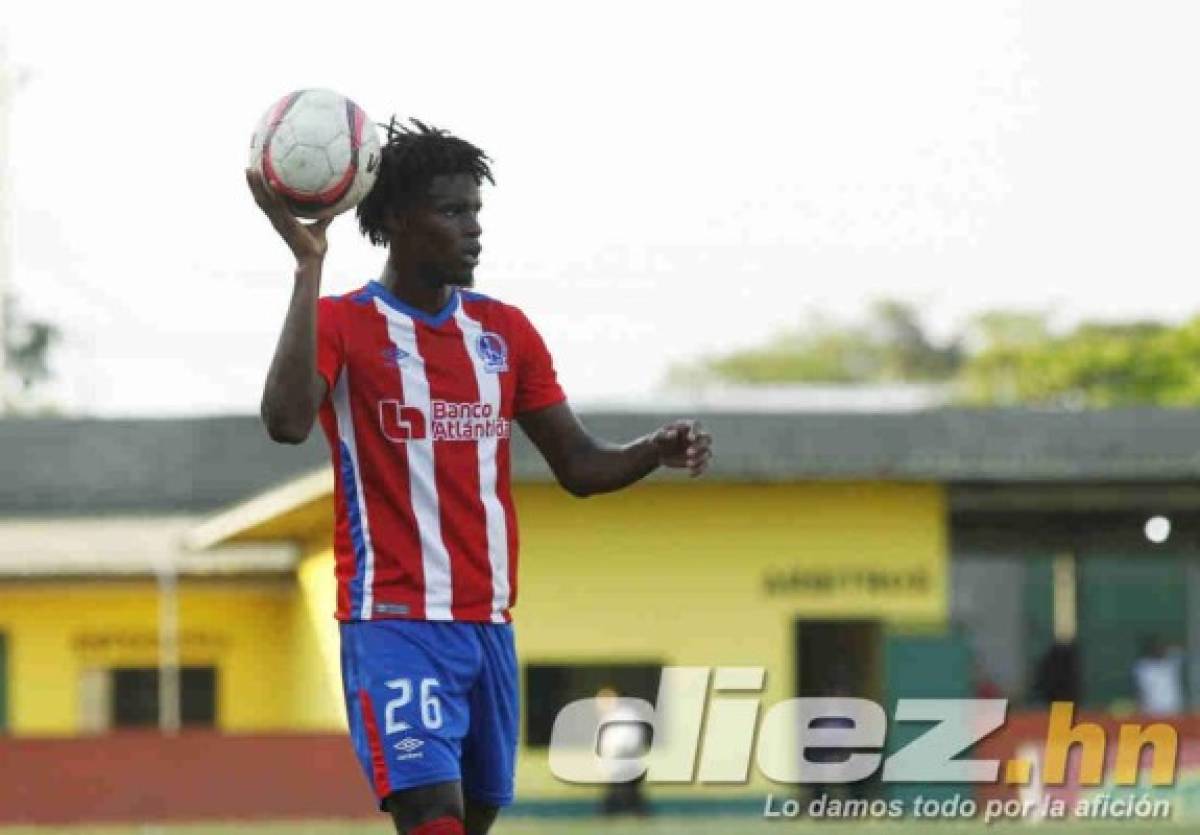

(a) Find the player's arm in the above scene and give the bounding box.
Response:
[247,168,332,444]
[517,402,712,497]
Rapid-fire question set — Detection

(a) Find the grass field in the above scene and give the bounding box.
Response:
[0,819,1192,835]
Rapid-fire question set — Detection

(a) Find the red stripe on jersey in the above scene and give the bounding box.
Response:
[461,294,519,619]
[485,297,521,618]
[357,688,392,798]
[416,319,493,621]
[346,303,426,620]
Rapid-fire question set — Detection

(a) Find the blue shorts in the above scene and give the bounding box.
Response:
[339,619,518,809]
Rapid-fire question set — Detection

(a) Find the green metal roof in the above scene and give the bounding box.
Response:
[3,408,1199,515]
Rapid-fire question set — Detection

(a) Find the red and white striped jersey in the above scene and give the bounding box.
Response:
[314,281,565,623]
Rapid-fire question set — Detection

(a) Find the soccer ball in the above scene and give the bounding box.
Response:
[248,89,382,219]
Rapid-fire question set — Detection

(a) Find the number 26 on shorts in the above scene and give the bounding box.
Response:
[384,677,444,733]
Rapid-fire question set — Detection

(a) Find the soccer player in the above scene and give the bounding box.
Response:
[247,119,712,835]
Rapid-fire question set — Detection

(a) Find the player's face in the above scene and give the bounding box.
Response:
[407,173,483,287]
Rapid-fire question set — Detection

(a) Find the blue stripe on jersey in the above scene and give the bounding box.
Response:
[339,440,370,618]
[367,280,460,326]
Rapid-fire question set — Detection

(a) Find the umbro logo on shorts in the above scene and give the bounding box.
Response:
[394,737,425,761]
[394,737,424,754]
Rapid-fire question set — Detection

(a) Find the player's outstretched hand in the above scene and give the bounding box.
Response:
[245,167,333,265]
[652,420,713,477]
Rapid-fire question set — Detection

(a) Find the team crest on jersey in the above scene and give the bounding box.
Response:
[475,331,508,373]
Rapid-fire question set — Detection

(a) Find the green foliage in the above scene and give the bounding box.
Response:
[960,317,1200,407]
[672,300,1200,407]
[669,301,961,387]
[3,293,59,414]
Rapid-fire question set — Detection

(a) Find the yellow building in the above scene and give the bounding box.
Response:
[185,473,944,803]
[3,409,1196,809]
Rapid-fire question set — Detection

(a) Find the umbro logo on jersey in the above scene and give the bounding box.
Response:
[381,346,410,365]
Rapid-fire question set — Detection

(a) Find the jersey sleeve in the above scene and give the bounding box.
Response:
[316,296,344,394]
[512,308,566,415]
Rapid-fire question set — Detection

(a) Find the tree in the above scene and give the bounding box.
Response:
[869,299,963,381]
[3,292,59,414]
[668,300,1200,408]
[960,317,1200,407]
[667,299,962,387]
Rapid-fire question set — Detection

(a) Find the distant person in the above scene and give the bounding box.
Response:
[804,667,870,810]
[1133,636,1185,716]
[1032,641,1080,705]
[595,687,651,817]
[972,658,1003,700]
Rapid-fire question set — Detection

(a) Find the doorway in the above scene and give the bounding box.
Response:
[794,619,883,700]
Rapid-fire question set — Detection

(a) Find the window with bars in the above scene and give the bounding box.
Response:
[110,667,218,728]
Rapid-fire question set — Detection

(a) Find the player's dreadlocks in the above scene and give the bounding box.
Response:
[356,117,494,247]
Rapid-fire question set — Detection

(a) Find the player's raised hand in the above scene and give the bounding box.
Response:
[652,419,713,477]
[245,167,333,265]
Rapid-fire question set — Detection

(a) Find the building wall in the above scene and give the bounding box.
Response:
[0,479,946,806]
[512,481,946,798]
[284,480,948,799]
[290,549,348,731]
[0,579,298,735]
[0,734,373,825]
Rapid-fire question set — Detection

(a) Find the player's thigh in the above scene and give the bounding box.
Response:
[460,623,519,808]
[384,779,464,831]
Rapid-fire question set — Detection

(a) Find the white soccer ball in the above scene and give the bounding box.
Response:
[248,89,382,219]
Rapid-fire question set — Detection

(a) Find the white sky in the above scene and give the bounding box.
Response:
[5,0,1200,416]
